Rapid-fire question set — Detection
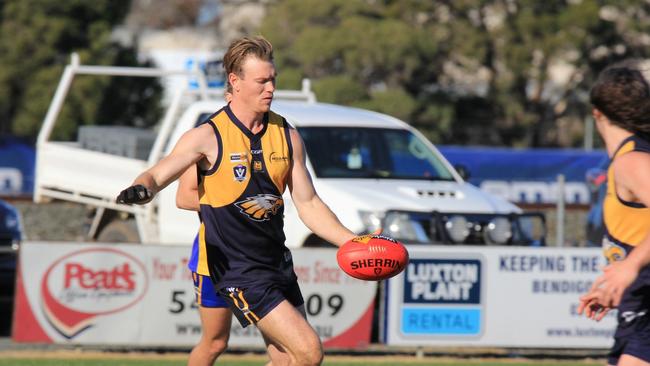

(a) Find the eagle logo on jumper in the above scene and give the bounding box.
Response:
[235,194,283,221]
[603,236,626,263]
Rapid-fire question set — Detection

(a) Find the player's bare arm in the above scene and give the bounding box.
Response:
[287,128,356,247]
[117,124,217,204]
[578,152,650,318]
[176,164,200,211]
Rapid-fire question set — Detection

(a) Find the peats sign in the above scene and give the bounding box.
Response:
[41,248,148,339]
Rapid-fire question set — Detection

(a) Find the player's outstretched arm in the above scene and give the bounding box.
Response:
[116,125,214,205]
[287,128,356,247]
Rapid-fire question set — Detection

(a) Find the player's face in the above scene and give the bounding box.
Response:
[233,56,276,114]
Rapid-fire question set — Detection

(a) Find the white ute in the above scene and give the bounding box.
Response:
[35,56,545,247]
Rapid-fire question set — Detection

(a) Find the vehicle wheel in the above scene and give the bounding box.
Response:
[96,220,140,243]
[302,234,333,248]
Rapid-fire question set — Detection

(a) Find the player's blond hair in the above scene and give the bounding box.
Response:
[223,36,274,90]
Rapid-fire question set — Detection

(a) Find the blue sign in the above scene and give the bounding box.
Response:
[401,308,481,335]
[404,259,481,304]
[0,138,35,196]
[438,146,608,204]
[400,257,483,337]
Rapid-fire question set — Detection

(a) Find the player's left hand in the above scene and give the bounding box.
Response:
[582,260,638,309]
[598,260,638,307]
[577,291,612,321]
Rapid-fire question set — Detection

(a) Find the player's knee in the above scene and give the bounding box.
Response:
[293,338,323,366]
[207,338,228,358]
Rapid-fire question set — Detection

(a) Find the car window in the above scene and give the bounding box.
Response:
[299,127,454,181]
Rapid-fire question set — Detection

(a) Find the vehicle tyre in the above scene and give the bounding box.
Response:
[302,234,332,248]
[96,219,140,243]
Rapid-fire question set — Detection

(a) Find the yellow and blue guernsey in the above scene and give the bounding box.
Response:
[195,105,295,289]
[602,135,650,338]
[603,135,650,262]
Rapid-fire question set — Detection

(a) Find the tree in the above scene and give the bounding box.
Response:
[260,0,650,147]
[0,0,163,141]
[260,0,444,138]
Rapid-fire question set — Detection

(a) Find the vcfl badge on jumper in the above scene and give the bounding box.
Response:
[233,164,247,182]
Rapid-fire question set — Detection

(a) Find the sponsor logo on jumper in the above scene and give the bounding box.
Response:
[233,164,247,182]
[230,153,246,162]
[251,149,263,155]
[40,248,148,339]
[253,161,263,171]
[270,152,289,163]
[235,194,283,221]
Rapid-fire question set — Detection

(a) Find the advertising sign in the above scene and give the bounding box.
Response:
[439,146,607,205]
[0,138,34,196]
[13,242,376,348]
[384,246,616,348]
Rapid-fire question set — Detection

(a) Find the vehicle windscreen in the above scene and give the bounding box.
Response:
[299,127,455,181]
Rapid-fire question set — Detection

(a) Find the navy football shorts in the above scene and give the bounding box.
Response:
[218,280,304,327]
[607,271,650,365]
[608,314,650,364]
[192,272,229,308]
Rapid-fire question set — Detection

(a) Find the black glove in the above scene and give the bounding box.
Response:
[116,184,152,204]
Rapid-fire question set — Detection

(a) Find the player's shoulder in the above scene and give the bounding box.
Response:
[613,149,650,183]
[267,109,291,127]
[205,106,231,126]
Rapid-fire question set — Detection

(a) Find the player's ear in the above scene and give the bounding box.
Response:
[229,72,240,92]
[592,108,604,121]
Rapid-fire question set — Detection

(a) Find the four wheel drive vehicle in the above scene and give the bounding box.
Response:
[0,198,23,335]
[34,56,546,247]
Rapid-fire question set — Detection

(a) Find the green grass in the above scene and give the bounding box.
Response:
[0,358,605,366]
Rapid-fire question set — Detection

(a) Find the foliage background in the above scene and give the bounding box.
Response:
[0,0,162,142]
[2,0,649,147]
[261,0,650,147]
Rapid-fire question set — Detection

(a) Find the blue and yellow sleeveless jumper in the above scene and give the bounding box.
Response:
[195,105,295,289]
[602,134,650,362]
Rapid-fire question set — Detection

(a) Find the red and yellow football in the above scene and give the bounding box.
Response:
[336,234,409,281]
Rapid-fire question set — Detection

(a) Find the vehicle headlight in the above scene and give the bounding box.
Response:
[384,211,429,243]
[444,215,470,243]
[484,217,512,245]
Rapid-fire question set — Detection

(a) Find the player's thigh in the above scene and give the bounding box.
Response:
[256,300,321,353]
[193,272,232,340]
[198,306,232,340]
[618,354,650,366]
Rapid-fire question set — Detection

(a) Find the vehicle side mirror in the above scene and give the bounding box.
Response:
[454,164,470,180]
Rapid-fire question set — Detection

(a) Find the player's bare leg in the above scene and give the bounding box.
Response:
[261,304,308,366]
[262,333,289,366]
[618,355,650,366]
[256,301,323,366]
[188,307,232,366]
